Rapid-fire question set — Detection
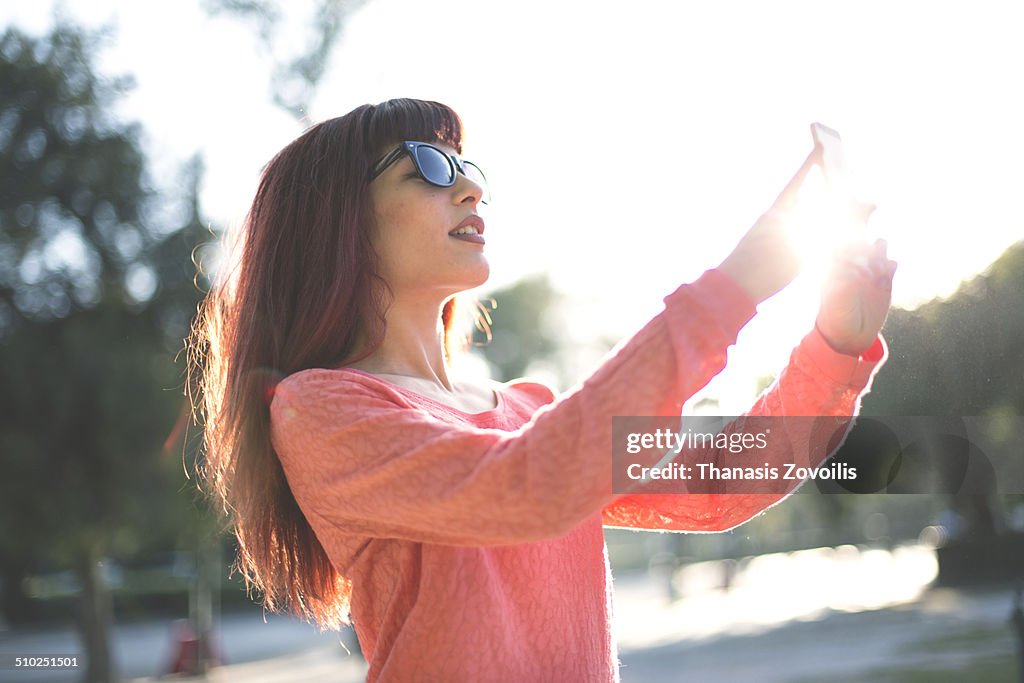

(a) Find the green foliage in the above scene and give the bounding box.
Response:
[471,274,560,382]
[863,241,1024,417]
[0,21,212,592]
[858,242,1024,536]
[0,23,143,328]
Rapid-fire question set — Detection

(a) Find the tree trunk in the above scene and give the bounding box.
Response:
[0,553,34,625]
[75,544,120,683]
[191,532,223,673]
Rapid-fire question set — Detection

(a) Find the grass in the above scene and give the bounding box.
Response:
[901,623,1014,655]
[792,624,1020,683]
[852,652,1015,683]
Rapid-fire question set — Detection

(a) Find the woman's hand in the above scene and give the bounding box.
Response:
[717,207,802,305]
[816,231,898,356]
[717,151,817,305]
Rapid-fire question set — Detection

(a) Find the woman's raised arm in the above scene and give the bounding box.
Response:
[269,269,757,550]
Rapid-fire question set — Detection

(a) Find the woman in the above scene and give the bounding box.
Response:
[189,98,896,682]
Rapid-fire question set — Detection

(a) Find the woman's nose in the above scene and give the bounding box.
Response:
[453,171,485,205]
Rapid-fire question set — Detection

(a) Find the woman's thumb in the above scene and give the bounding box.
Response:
[855,201,877,223]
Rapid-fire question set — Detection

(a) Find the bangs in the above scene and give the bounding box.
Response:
[364,98,464,158]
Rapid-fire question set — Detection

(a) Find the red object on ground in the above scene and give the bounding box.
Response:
[167,619,222,676]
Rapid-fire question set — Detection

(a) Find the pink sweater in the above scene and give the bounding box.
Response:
[268,269,887,682]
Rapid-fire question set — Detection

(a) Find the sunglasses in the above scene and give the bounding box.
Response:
[368,141,491,204]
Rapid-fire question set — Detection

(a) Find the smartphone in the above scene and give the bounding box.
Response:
[810,122,850,199]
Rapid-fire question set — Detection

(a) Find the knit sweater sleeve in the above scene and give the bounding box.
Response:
[268,269,756,549]
[600,324,889,533]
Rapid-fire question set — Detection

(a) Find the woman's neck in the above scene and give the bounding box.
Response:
[347,295,454,391]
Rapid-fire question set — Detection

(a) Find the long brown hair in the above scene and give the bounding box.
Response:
[187,99,477,631]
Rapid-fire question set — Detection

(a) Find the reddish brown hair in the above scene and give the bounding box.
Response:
[187,99,474,631]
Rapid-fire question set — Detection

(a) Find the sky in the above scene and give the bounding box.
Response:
[3,0,1022,408]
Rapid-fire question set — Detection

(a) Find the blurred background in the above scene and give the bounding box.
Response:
[0,1,1022,681]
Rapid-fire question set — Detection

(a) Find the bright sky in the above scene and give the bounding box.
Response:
[4,0,1022,407]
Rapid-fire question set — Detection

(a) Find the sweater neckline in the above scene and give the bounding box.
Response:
[337,367,505,418]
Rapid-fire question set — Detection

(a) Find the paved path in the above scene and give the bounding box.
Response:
[0,543,1017,682]
[617,581,1016,682]
[0,610,367,683]
[614,543,1017,682]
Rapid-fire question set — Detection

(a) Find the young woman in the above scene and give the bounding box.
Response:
[189,98,897,682]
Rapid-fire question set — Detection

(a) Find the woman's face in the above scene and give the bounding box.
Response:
[368,142,488,299]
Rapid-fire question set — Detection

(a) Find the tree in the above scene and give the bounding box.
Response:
[861,240,1024,536]
[0,21,211,682]
[201,0,372,120]
[863,241,1024,417]
[471,274,561,383]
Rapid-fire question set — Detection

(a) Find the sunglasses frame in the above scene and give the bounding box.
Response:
[368,141,490,204]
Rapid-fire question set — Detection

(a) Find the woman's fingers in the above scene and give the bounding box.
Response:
[878,258,898,290]
[771,148,820,213]
[833,238,898,280]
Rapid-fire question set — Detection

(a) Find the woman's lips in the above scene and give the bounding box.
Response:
[450,232,485,244]
[449,215,485,244]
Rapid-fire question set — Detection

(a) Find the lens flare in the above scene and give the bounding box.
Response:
[786,166,875,284]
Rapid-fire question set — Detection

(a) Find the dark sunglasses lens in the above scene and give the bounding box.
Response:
[462,161,491,204]
[414,146,456,185]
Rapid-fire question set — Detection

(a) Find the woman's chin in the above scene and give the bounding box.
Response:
[442,261,490,294]
[467,261,490,288]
